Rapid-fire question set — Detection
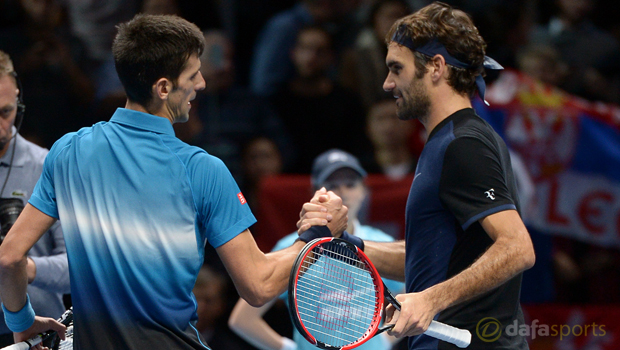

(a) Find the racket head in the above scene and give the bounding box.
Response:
[288,238,385,350]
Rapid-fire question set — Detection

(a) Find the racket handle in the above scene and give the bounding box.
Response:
[1,335,43,350]
[425,320,471,348]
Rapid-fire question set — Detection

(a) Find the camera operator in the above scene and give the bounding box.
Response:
[0,50,69,347]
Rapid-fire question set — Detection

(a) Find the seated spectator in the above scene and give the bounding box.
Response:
[249,0,361,97]
[528,0,620,103]
[193,265,254,350]
[270,25,370,173]
[240,136,284,209]
[0,0,95,148]
[516,44,569,87]
[339,0,410,110]
[174,30,292,181]
[361,98,419,180]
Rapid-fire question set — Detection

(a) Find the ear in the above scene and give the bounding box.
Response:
[153,78,172,101]
[429,54,447,83]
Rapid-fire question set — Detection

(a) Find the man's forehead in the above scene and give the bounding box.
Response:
[386,42,414,64]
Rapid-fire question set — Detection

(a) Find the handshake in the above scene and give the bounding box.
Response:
[296,188,364,250]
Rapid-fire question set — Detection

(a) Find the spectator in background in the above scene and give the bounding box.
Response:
[240,136,284,209]
[516,44,569,87]
[174,30,292,182]
[249,0,361,97]
[340,0,410,110]
[229,149,405,350]
[0,0,95,148]
[0,50,70,348]
[528,0,620,103]
[193,265,254,350]
[270,26,369,173]
[361,98,418,180]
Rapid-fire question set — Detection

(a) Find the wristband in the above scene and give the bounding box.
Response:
[280,337,297,350]
[2,294,35,333]
[298,225,331,243]
[340,231,365,251]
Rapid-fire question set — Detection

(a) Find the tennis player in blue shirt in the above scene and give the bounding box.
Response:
[0,14,348,350]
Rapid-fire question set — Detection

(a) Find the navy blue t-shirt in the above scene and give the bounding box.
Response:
[405,108,528,349]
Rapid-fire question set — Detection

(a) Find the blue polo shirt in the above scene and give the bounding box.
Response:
[30,108,256,349]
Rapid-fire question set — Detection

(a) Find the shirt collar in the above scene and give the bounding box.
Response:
[109,108,176,136]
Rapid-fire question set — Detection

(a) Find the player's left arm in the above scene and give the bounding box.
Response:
[388,210,535,337]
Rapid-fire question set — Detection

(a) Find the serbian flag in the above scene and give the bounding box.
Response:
[475,69,620,249]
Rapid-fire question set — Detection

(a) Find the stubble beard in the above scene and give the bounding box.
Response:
[396,75,431,124]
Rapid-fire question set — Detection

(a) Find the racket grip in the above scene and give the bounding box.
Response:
[1,335,42,350]
[425,320,471,348]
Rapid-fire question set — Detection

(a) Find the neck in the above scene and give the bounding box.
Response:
[125,100,174,124]
[423,85,472,135]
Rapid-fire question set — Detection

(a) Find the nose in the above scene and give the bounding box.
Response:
[383,75,395,92]
[196,71,206,91]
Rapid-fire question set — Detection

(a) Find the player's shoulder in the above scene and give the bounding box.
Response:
[451,109,495,138]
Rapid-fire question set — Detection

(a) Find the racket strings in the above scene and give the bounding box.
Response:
[57,325,74,350]
[295,243,382,347]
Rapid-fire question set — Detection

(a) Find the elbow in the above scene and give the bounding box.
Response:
[523,246,536,271]
[228,308,242,331]
[241,292,272,308]
[0,249,24,273]
[236,283,272,308]
[519,238,536,271]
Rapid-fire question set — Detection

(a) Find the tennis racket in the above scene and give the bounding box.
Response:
[288,238,471,349]
[1,307,73,350]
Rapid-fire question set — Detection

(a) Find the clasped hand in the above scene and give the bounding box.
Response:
[297,187,348,237]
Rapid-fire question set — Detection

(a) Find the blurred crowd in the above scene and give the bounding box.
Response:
[2,0,620,348]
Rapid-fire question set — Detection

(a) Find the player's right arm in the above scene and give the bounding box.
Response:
[229,298,296,350]
[217,229,306,307]
[297,190,406,281]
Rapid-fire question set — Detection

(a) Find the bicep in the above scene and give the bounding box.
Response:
[216,229,263,296]
[479,209,530,243]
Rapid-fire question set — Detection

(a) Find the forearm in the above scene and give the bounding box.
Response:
[423,234,534,314]
[219,231,305,306]
[364,240,406,281]
[229,298,288,350]
[0,255,29,312]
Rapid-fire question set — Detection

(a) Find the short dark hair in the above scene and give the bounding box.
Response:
[386,2,487,97]
[112,14,205,107]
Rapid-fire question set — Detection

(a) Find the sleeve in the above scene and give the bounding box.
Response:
[189,152,256,248]
[439,136,517,230]
[29,135,73,218]
[29,221,70,294]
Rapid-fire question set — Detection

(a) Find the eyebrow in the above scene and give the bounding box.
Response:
[386,60,400,69]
